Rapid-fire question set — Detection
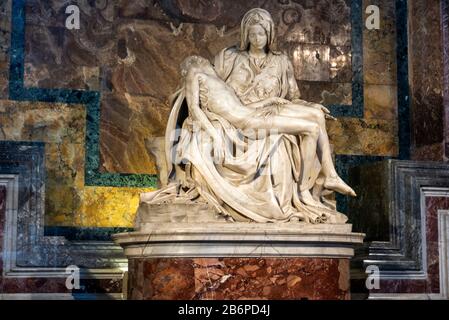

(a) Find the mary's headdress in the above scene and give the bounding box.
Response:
[239,8,276,52]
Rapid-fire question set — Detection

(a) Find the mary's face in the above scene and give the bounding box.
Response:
[248,24,268,51]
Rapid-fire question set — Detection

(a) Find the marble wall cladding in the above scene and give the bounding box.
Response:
[363,0,397,86]
[0,100,152,227]
[44,185,150,227]
[0,101,85,222]
[364,84,397,120]
[24,0,115,91]
[77,186,150,227]
[408,0,445,161]
[128,257,350,300]
[0,0,11,99]
[363,0,397,122]
[0,274,122,295]
[0,99,85,224]
[0,276,123,295]
[327,118,398,156]
[298,81,352,106]
[99,92,171,174]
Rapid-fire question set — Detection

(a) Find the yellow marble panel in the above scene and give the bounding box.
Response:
[0,99,155,227]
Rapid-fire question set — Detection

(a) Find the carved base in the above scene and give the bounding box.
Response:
[113,222,364,300]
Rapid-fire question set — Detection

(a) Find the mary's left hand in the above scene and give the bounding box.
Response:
[313,104,336,120]
[292,99,337,121]
[315,104,331,115]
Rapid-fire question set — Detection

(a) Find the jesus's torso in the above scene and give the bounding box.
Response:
[197,73,254,126]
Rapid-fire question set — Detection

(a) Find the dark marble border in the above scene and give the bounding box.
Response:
[396,0,411,160]
[0,141,45,265]
[442,0,449,159]
[44,226,133,241]
[329,0,364,118]
[335,155,390,213]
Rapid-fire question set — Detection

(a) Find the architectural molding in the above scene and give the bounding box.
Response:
[0,142,126,280]
[349,160,449,280]
[113,223,364,259]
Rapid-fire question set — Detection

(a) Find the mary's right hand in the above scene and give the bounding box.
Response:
[212,136,225,163]
[270,97,290,105]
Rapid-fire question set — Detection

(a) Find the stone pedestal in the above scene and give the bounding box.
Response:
[113,223,364,300]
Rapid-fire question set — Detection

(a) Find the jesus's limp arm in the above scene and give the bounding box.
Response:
[184,71,221,143]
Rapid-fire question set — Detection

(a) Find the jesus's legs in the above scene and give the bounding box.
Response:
[242,115,326,207]
[276,104,356,197]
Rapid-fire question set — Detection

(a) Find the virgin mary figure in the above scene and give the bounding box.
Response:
[140,8,355,224]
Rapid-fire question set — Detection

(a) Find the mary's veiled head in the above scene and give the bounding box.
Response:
[239,8,276,52]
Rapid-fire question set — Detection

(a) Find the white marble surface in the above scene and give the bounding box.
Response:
[113,222,364,259]
[141,8,357,225]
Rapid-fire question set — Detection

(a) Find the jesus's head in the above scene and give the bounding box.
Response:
[180,55,216,78]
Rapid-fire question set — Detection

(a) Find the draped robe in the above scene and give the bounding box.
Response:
[141,47,347,224]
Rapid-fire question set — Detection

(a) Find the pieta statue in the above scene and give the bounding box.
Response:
[140,8,356,225]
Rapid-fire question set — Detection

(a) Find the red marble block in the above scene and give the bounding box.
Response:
[127,257,351,300]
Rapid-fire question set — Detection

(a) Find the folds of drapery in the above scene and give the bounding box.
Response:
[140,87,347,224]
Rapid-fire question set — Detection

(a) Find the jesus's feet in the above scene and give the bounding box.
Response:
[299,189,327,208]
[324,175,357,197]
